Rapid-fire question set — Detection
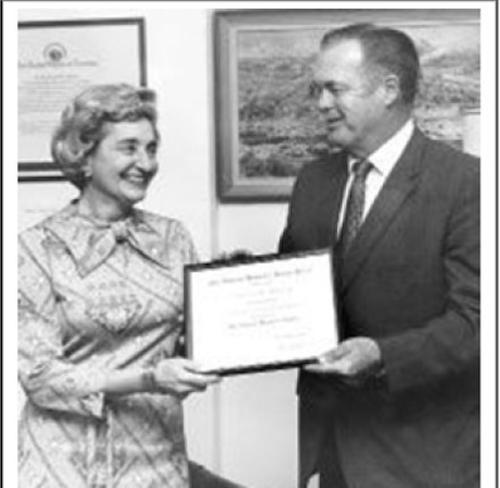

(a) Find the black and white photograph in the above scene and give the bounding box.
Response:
[3,1,497,488]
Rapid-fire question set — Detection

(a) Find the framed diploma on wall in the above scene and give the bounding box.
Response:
[18,18,146,181]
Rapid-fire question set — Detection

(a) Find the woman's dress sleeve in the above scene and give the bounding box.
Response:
[18,230,106,419]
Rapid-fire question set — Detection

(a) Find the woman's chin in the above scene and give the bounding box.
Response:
[121,183,150,204]
[118,191,146,208]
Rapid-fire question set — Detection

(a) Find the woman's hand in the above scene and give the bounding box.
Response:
[152,358,220,398]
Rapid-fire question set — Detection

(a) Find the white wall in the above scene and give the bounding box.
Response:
[16,6,298,488]
[216,203,298,488]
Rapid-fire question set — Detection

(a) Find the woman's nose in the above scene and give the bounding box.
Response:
[135,148,157,171]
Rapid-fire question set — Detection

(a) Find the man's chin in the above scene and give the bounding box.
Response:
[326,133,349,151]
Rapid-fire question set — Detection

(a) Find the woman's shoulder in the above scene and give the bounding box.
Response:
[18,206,79,271]
[135,208,176,225]
[134,209,194,243]
[134,209,198,263]
[19,204,74,243]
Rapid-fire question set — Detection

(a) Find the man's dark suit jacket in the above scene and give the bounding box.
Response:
[279,129,479,488]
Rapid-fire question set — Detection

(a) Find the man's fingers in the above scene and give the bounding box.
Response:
[304,363,328,374]
[304,359,365,387]
[304,361,343,375]
[304,353,356,376]
[329,358,354,375]
[316,343,352,365]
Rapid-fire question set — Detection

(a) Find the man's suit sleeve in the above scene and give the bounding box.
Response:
[278,216,293,254]
[378,161,480,394]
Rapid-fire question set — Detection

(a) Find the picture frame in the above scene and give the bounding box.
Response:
[18,18,147,182]
[213,9,480,202]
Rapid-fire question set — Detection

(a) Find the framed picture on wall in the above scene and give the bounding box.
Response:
[18,18,147,182]
[213,9,479,202]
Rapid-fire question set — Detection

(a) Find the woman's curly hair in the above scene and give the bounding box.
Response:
[51,84,158,189]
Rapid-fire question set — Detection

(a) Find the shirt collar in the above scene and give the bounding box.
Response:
[43,201,171,276]
[348,118,415,176]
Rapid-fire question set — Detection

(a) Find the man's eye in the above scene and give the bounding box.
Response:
[309,83,345,98]
[325,84,346,96]
[309,83,322,98]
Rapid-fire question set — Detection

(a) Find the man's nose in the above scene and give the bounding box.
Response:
[318,88,335,112]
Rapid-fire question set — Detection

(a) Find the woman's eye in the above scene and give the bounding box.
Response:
[146,144,158,157]
[120,144,136,155]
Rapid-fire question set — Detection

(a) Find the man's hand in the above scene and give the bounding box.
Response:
[305,337,383,386]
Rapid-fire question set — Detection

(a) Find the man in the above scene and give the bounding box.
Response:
[279,23,479,488]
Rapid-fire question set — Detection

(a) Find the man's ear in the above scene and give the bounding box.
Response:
[382,74,401,106]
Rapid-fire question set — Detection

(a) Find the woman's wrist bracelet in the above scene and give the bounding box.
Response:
[141,368,158,392]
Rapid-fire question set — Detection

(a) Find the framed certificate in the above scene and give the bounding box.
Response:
[184,249,338,374]
[18,18,146,181]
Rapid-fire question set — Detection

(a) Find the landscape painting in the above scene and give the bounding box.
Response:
[214,9,480,201]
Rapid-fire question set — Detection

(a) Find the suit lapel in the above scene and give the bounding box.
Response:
[315,151,349,247]
[338,129,426,292]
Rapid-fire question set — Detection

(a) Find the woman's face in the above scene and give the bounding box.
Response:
[85,118,159,208]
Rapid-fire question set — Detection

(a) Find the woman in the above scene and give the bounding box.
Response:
[18,84,220,487]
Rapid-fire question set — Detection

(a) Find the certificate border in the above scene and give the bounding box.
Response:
[184,248,336,375]
[17,17,147,182]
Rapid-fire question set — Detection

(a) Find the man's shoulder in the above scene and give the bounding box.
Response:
[410,133,479,201]
[296,151,346,180]
[419,132,479,174]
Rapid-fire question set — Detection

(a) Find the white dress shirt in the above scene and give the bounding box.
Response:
[336,119,415,236]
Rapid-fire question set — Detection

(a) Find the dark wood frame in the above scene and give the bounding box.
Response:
[18,18,147,182]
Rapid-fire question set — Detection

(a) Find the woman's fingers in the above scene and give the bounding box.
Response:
[154,358,221,396]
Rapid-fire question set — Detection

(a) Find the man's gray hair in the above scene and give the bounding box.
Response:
[321,23,421,104]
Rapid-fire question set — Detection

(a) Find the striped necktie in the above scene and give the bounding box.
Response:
[336,159,373,256]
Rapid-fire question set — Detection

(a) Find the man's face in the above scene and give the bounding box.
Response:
[312,39,387,156]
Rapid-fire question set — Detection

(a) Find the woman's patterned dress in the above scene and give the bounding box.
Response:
[18,202,197,488]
